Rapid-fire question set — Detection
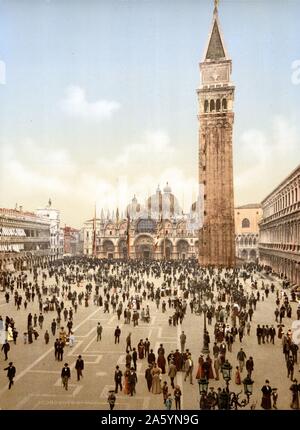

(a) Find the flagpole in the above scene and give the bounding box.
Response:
[163,212,166,260]
[127,210,130,260]
[93,203,97,257]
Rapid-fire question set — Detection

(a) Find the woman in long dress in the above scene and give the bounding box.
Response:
[235,366,241,385]
[261,380,272,409]
[157,345,166,374]
[206,355,214,379]
[123,366,131,395]
[195,355,205,379]
[138,340,145,359]
[7,325,14,342]
[290,380,300,409]
[151,364,162,394]
[157,354,166,374]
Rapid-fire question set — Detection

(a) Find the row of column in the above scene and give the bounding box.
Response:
[260,252,300,287]
[260,219,300,248]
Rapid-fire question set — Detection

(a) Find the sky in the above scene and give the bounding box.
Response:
[0,0,299,228]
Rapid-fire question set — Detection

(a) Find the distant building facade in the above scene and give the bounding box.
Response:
[63,226,82,255]
[0,207,51,271]
[259,165,300,287]
[83,184,199,260]
[35,201,62,259]
[235,204,262,261]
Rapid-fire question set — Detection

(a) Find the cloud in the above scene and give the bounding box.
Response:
[234,115,299,204]
[0,130,188,226]
[60,85,120,121]
[114,130,174,166]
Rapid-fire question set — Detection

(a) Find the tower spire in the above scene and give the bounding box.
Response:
[203,0,228,62]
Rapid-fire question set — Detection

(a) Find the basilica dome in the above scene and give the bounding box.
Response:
[126,195,141,220]
[145,183,182,219]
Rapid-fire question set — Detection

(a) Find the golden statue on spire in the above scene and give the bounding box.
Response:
[214,0,219,14]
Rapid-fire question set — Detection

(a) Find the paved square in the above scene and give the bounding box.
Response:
[0,260,299,410]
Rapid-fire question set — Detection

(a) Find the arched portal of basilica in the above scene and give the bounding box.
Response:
[134,235,154,260]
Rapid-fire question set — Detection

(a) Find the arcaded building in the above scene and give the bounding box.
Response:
[259,165,300,287]
[0,207,51,271]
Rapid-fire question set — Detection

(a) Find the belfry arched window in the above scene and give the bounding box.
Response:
[210,100,215,112]
[204,100,209,113]
[222,98,227,110]
[216,99,221,112]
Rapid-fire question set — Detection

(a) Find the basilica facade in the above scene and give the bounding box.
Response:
[83,184,200,260]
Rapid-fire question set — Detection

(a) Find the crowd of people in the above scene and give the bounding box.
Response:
[0,256,299,409]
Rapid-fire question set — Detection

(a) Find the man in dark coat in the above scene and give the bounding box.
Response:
[96,323,103,341]
[75,355,84,381]
[148,349,156,365]
[290,343,299,364]
[261,380,272,409]
[145,364,153,392]
[114,365,123,393]
[51,319,57,336]
[4,362,16,389]
[126,333,132,352]
[269,325,276,344]
[132,348,138,371]
[57,341,64,361]
[114,326,121,344]
[1,340,10,360]
[287,356,295,381]
[256,325,262,345]
[168,360,177,389]
[246,357,254,377]
[144,338,150,357]
[128,368,138,396]
[61,363,71,390]
[107,390,116,410]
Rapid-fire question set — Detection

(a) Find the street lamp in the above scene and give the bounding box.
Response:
[202,302,210,354]
[221,360,232,392]
[243,375,254,403]
[198,377,209,410]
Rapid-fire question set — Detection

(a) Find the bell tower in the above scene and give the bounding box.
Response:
[198,1,236,267]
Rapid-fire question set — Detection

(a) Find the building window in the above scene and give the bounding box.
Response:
[242,218,250,228]
[204,100,209,113]
[136,218,156,234]
[110,231,112,235]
